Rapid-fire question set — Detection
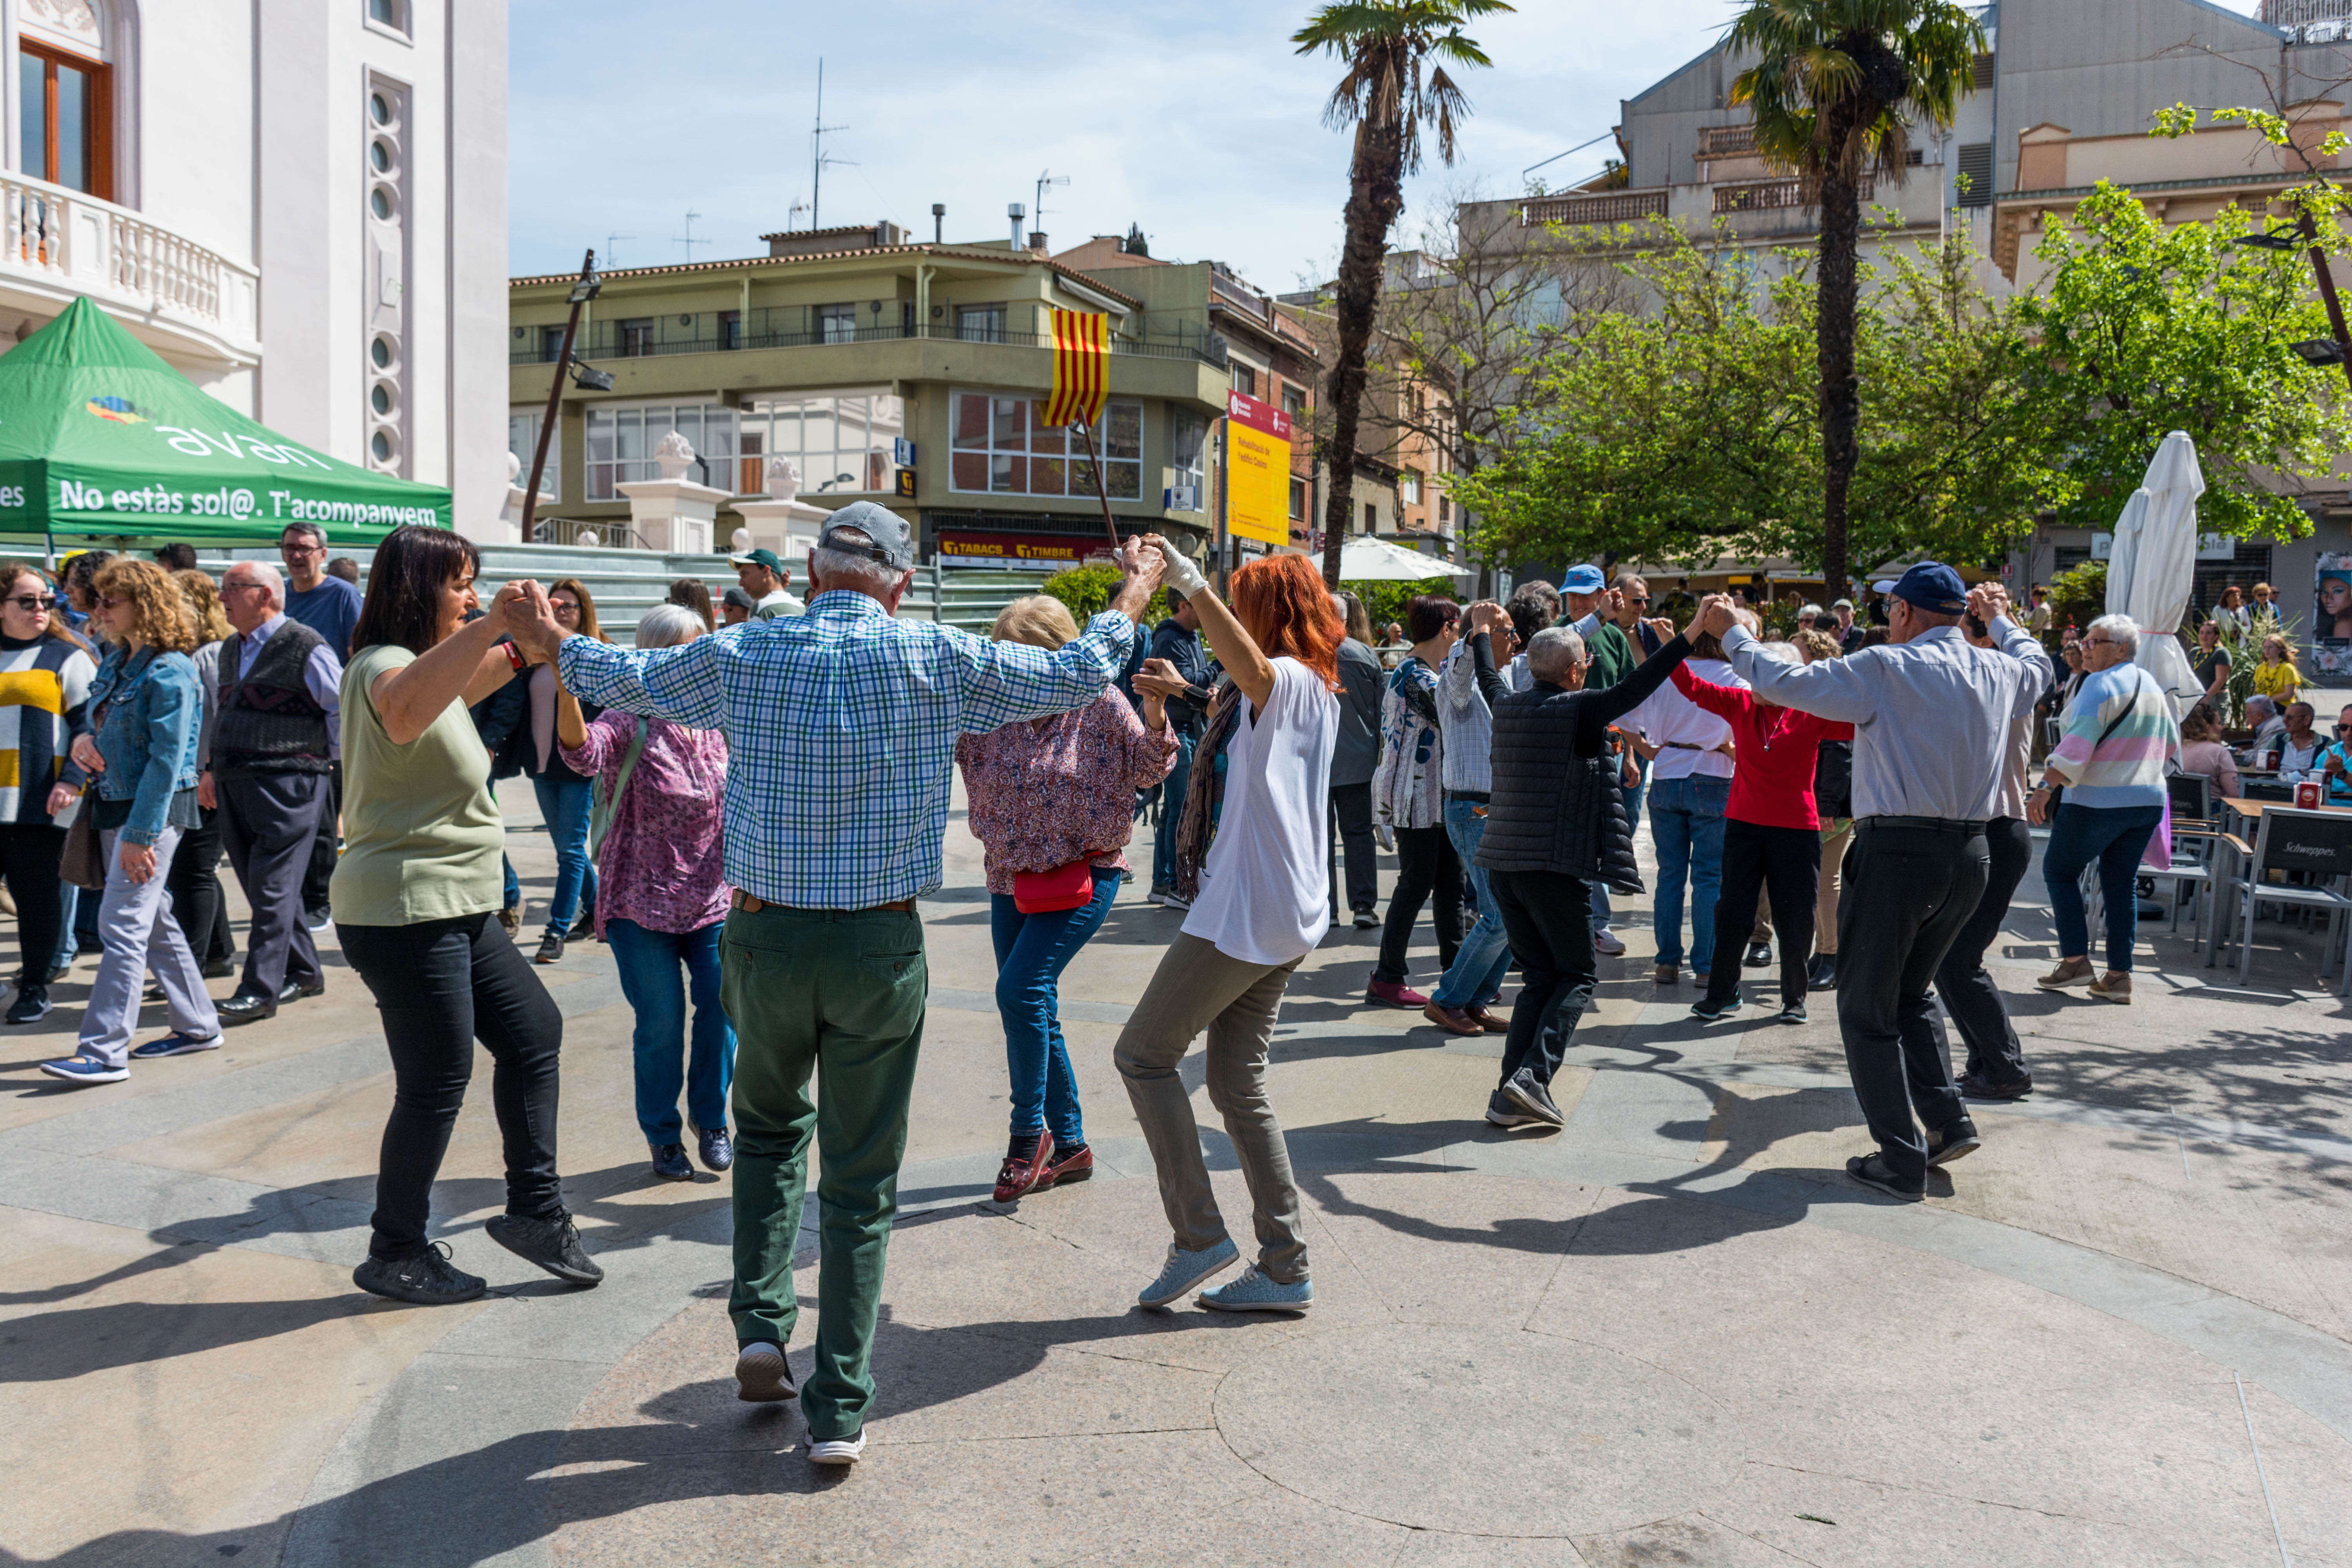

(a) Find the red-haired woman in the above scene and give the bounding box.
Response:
[1116,548,1339,1316]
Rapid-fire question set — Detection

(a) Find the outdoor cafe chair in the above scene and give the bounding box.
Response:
[2203,805,2352,993]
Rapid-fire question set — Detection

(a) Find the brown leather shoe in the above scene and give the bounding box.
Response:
[992,1132,1055,1203]
[1465,1004,1510,1034]
[2087,971,2132,1005]
[1421,1000,1485,1036]
[2037,956,2093,990]
[1653,963,1679,985]
[1040,1142,1094,1188]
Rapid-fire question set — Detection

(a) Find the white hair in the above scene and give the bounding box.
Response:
[225,559,284,608]
[2087,613,2140,657]
[2245,694,2278,720]
[809,543,907,597]
[635,603,704,649]
[1526,626,1586,682]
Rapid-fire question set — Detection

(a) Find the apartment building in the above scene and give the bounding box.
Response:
[0,0,510,529]
[508,221,1232,565]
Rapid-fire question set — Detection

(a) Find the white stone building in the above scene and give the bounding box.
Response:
[0,0,510,532]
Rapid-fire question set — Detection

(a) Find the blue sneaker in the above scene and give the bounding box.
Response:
[1137,1236,1239,1308]
[38,1052,127,1085]
[1198,1266,1313,1313]
[130,1031,221,1060]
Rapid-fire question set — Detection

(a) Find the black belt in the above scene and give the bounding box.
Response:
[1445,790,1490,804]
[1859,815,1987,834]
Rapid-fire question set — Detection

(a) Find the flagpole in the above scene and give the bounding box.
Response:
[1075,417,1122,553]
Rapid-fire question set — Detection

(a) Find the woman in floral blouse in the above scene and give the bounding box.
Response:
[1367,594,1462,1008]
[957,595,1176,1203]
[556,604,735,1184]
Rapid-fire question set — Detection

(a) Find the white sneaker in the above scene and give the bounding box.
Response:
[1593,928,1627,956]
[1162,892,1191,910]
[809,1432,866,1465]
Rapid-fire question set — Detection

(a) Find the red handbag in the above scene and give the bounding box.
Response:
[1013,858,1096,913]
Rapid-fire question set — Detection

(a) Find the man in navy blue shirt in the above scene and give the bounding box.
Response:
[277,523,362,925]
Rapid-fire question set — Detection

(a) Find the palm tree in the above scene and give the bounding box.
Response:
[1294,0,1511,588]
[1726,0,1982,597]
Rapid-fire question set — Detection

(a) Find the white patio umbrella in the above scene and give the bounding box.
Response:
[2103,430,2204,703]
[1335,536,1478,582]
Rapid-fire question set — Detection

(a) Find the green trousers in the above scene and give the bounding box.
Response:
[720,902,926,1441]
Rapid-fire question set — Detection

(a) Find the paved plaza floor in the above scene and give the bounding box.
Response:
[4,788,2349,1566]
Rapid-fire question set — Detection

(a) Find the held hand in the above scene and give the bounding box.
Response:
[197,770,216,811]
[1132,657,1190,700]
[1146,534,1207,599]
[71,733,103,774]
[1686,593,1736,642]
[118,840,157,885]
[1644,616,1677,645]
[1967,583,2011,625]
[505,580,568,664]
[1464,601,1504,637]
[1602,586,1624,619]
[45,783,75,817]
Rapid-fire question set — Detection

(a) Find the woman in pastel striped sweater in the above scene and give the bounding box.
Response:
[2027,614,2180,1005]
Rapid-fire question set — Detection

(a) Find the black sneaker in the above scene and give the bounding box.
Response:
[1500,1067,1565,1128]
[1958,1071,2033,1102]
[650,1143,693,1181]
[1807,955,1838,991]
[353,1242,486,1305]
[568,906,596,940]
[1776,1002,1808,1025]
[1484,1088,1541,1130]
[696,1124,735,1172]
[485,1212,604,1286]
[1927,1116,1982,1167]
[534,933,564,965]
[1846,1154,1924,1201]
[1352,909,1379,930]
[1744,941,1773,968]
[1690,994,1742,1022]
[6,984,51,1025]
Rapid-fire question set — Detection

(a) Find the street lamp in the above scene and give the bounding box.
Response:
[569,361,615,392]
[2233,214,2352,393]
[522,248,602,542]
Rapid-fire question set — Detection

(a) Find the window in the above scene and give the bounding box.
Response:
[1956,143,1993,208]
[1231,363,1258,397]
[1172,409,1207,495]
[1281,385,1305,419]
[1400,471,1422,507]
[19,37,111,199]
[1439,494,1451,524]
[718,310,742,350]
[950,392,1142,499]
[817,303,858,344]
[1363,501,1377,533]
[958,305,1005,343]
[741,390,906,495]
[508,410,557,501]
[617,318,655,357]
[367,0,409,29]
[584,403,740,499]
[540,326,566,362]
[1289,476,1307,520]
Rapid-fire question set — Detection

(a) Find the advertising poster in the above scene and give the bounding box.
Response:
[1225,390,1291,547]
[2317,552,2352,680]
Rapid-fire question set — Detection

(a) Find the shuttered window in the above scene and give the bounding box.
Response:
[1957,143,1994,207]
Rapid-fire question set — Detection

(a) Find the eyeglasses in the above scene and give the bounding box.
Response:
[5,593,54,610]
[220,581,270,597]
[552,601,580,617]
[1626,595,1651,605]
[97,595,130,611]
[278,540,324,557]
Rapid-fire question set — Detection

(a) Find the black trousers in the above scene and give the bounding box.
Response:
[165,804,234,974]
[1376,822,1462,982]
[1328,782,1377,917]
[0,823,65,985]
[340,912,566,1260]
[1488,867,1597,1087]
[1933,816,2033,1087]
[300,762,341,915]
[1837,820,1988,1184]
[1705,820,1820,1010]
[221,772,327,996]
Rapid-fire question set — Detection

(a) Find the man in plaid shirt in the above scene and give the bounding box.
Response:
[510,502,1164,1466]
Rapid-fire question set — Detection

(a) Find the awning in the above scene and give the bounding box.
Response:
[1338,536,1476,582]
[0,297,450,550]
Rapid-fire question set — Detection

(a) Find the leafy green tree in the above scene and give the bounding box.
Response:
[1726,0,1985,595]
[1038,563,1168,627]
[1293,0,1512,588]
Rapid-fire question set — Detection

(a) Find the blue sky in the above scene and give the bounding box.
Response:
[508,0,2269,290]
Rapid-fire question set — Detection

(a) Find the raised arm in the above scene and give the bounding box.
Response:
[1667,661,1749,724]
[1722,624,1875,722]
[370,586,521,746]
[1151,536,1278,713]
[1971,584,2053,719]
[506,579,728,730]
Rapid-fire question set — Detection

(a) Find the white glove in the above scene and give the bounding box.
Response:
[1160,548,1209,600]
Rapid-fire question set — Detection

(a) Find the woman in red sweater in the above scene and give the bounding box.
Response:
[1651,619,1855,1024]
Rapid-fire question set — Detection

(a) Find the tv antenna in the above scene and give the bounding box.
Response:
[1034,169,1071,232]
[810,59,857,231]
[673,212,708,263]
[604,232,635,269]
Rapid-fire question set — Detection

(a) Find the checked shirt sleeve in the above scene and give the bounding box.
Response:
[956,612,1135,734]
[557,633,726,730]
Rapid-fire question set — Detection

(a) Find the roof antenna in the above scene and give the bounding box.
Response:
[672,212,704,263]
[810,59,855,231]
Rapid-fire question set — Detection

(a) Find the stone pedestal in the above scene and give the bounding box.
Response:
[617,431,727,554]
[730,495,830,567]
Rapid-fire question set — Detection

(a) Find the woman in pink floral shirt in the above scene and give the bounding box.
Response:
[956,595,1176,1202]
[556,604,735,1185]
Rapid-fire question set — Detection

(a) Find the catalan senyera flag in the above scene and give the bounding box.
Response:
[1043,309,1110,430]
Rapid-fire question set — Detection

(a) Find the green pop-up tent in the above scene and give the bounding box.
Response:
[0,297,451,552]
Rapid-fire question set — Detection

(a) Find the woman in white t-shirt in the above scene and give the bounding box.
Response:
[1117,549,1339,1316]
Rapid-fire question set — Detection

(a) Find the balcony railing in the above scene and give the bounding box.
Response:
[1697,123,1757,157]
[512,314,1224,368]
[0,172,257,356]
[1210,269,1271,320]
[2263,0,2352,41]
[1712,177,1874,214]
[1521,188,1669,227]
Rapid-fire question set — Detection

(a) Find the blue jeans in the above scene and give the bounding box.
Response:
[1649,773,1729,972]
[1150,729,1196,892]
[2043,802,2162,973]
[608,917,735,1143]
[989,866,1121,1145]
[532,774,599,937]
[1432,799,1511,1009]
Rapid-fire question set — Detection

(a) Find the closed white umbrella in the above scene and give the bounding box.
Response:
[2105,430,2204,702]
[1336,536,1478,582]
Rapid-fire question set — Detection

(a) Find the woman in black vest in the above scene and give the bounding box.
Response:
[1476,596,1722,1130]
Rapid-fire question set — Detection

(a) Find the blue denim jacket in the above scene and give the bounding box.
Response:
[88,644,201,846]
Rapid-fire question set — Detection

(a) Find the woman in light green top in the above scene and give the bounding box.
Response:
[335,525,602,1309]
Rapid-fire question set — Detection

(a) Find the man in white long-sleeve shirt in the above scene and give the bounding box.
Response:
[1711,563,2051,1200]
[1617,628,1741,987]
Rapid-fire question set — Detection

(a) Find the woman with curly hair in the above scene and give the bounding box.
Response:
[1114,550,1341,1314]
[41,560,220,1083]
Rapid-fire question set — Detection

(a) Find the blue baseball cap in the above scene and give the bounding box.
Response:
[1889,561,1968,616]
[1561,564,1607,593]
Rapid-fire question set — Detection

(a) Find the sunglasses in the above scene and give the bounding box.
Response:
[278,541,324,556]
[5,593,54,610]
[97,594,130,611]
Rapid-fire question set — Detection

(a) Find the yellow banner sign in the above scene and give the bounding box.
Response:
[1225,390,1290,547]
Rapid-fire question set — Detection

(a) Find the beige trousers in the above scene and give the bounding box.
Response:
[1816,817,1854,955]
